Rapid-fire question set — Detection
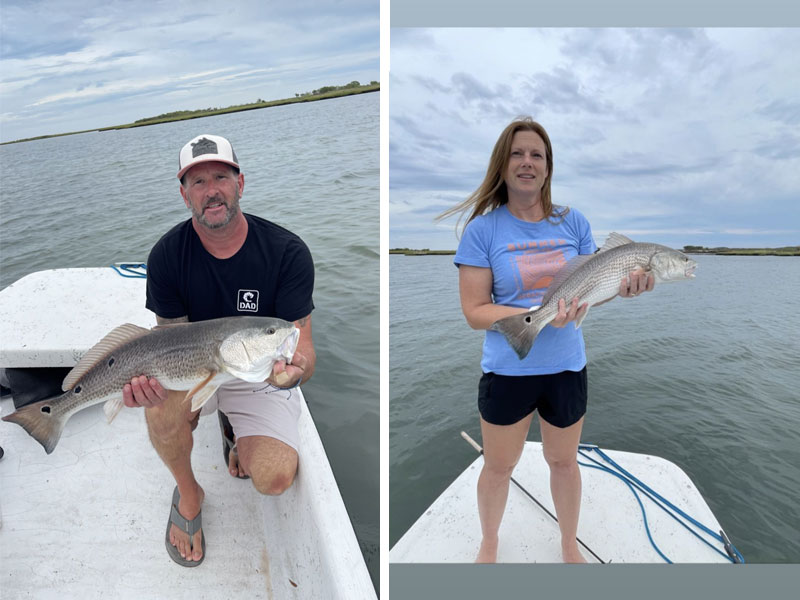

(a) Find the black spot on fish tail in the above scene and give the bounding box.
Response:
[490,310,547,360]
[1,394,69,454]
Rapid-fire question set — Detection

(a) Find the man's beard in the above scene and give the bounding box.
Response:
[191,190,241,229]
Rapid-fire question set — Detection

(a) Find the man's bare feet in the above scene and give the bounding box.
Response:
[227,441,247,478]
[475,537,499,563]
[169,484,205,561]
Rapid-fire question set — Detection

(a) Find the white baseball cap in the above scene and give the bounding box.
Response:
[177,134,240,180]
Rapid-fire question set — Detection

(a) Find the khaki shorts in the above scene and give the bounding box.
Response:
[199,379,301,451]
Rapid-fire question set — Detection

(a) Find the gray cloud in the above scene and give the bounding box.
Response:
[758,100,800,125]
[753,132,800,160]
[410,75,451,94]
[451,72,499,101]
[522,67,612,115]
[390,28,800,249]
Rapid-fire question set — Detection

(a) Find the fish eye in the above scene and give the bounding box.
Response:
[267,327,276,335]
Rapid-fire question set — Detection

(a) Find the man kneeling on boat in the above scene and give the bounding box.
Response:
[121,134,316,566]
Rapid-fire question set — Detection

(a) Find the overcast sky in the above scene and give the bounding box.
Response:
[390,28,800,250]
[0,0,378,143]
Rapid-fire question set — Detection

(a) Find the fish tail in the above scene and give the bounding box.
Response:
[1,396,69,455]
[490,309,548,360]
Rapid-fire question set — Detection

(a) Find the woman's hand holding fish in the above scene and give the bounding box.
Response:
[123,375,168,408]
[550,297,589,328]
[620,269,655,298]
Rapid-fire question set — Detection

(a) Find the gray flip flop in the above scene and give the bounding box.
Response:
[218,411,249,479]
[165,486,205,567]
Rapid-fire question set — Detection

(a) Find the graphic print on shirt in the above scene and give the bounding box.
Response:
[237,289,260,312]
[507,239,567,305]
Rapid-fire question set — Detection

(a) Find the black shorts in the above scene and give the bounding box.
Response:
[478,367,588,428]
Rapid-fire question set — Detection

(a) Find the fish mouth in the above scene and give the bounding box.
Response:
[279,327,300,363]
[685,264,698,278]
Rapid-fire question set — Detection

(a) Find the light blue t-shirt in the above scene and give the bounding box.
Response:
[454,205,597,375]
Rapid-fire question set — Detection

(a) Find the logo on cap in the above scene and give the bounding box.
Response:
[192,137,218,157]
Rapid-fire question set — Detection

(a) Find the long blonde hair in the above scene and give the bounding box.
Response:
[438,117,567,231]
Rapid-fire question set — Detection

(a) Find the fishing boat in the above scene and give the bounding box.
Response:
[390,432,744,564]
[0,267,377,600]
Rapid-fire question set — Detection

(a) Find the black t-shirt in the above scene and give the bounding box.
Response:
[145,213,314,323]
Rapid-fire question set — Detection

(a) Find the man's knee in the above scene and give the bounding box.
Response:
[250,467,296,496]
[237,436,298,495]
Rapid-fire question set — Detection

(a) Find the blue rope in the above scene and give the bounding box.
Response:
[111,263,147,278]
[589,447,743,562]
[577,445,745,564]
[578,459,673,563]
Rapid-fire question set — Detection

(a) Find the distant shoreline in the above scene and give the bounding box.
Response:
[2,84,380,146]
[389,249,456,256]
[390,247,800,256]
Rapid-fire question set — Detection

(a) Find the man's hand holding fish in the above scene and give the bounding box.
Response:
[123,375,168,409]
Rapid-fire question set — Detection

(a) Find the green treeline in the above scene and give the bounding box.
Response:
[683,245,800,256]
[131,81,379,127]
[296,80,378,98]
[389,248,456,255]
[3,81,380,145]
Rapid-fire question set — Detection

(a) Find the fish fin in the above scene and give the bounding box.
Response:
[490,310,549,360]
[541,254,595,307]
[190,382,222,413]
[63,323,151,391]
[103,397,125,423]
[182,371,217,410]
[598,232,634,253]
[574,305,591,329]
[151,322,191,330]
[1,394,69,454]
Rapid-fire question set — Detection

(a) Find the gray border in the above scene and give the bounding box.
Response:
[390,565,797,599]
[391,0,800,26]
[388,1,800,598]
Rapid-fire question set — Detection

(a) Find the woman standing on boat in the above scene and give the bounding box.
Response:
[447,118,652,563]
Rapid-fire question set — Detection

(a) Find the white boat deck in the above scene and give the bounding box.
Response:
[0,268,157,367]
[0,268,376,599]
[390,441,736,564]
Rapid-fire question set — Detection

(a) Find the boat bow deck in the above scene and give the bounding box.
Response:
[390,440,733,564]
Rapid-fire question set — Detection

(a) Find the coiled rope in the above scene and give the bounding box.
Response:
[111,263,147,278]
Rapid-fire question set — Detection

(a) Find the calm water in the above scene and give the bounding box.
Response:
[390,253,800,563]
[0,93,379,586]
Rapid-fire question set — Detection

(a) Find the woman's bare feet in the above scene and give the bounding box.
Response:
[562,540,587,563]
[475,537,499,563]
